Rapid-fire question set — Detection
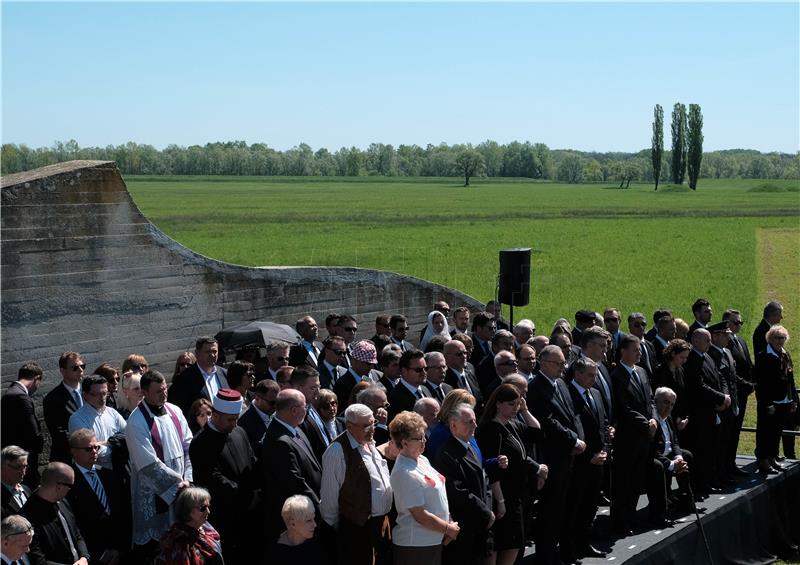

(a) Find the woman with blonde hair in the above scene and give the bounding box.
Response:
[117,370,144,419]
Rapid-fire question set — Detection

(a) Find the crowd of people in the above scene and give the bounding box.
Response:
[1,298,796,565]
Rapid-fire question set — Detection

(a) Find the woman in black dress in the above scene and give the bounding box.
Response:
[652,339,692,435]
[754,325,797,472]
[475,384,542,565]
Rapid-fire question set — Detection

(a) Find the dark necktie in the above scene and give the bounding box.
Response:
[584,389,598,418]
[414,389,422,400]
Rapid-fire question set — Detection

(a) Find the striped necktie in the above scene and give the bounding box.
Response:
[86,469,110,513]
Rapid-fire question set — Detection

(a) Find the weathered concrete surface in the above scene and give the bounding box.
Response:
[1,160,482,387]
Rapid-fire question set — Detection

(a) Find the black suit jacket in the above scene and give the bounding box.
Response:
[168,364,228,417]
[753,319,771,357]
[567,382,608,464]
[42,383,80,464]
[289,341,323,368]
[475,355,499,398]
[638,338,657,384]
[683,350,728,429]
[708,346,738,413]
[332,369,381,414]
[728,334,755,394]
[652,336,669,367]
[238,405,269,454]
[1,382,43,455]
[262,419,322,528]
[444,366,484,417]
[21,494,90,565]
[423,381,453,403]
[650,416,684,465]
[592,361,616,426]
[432,435,493,562]
[300,407,330,463]
[754,349,798,407]
[611,364,655,443]
[318,361,347,390]
[388,381,431,423]
[370,334,392,356]
[1,482,31,516]
[469,337,492,369]
[190,426,257,540]
[528,373,583,471]
[67,465,119,559]
[389,337,415,353]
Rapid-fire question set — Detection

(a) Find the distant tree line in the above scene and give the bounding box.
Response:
[2,139,798,182]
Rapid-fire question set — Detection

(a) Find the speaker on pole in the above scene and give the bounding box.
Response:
[498,248,531,307]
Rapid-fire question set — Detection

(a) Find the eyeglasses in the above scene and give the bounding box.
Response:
[343,327,358,333]
[256,395,276,405]
[500,360,518,367]
[69,364,86,371]
[732,320,744,326]
[452,351,468,357]
[328,348,347,355]
[397,326,409,332]
[632,322,647,328]
[428,365,446,371]
[604,318,620,323]
[130,364,148,372]
[75,445,102,452]
[7,463,28,470]
[274,357,289,362]
[9,527,34,538]
[58,482,74,488]
[407,436,426,442]
[408,367,427,373]
[199,505,211,512]
[543,359,567,367]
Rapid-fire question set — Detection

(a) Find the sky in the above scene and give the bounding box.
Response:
[2,2,798,153]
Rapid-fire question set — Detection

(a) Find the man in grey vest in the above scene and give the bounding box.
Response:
[320,403,393,565]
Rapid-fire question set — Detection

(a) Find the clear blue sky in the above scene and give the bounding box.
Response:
[3,2,798,153]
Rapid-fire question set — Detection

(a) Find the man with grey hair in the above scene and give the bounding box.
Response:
[482,350,519,398]
[475,330,516,394]
[753,300,783,355]
[356,385,390,445]
[432,403,494,565]
[513,319,536,350]
[321,403,392,565]
[423,352,453,402]
[529,344,585,564]
[266,341,291,381]
[1,446,31,516]
[262,388,322,542]
[1,514,33,564]
[413,397,440,431]
[20,462,90,565]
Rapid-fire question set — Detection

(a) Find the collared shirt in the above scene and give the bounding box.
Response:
[199,365,227,399]
[63,382,83,408]
[68,403,126,470]
[473,335,490,356]
[656,335,669,348]
[399,378,423,398]
[273,416,299,437]
[252,403,273,428]
[1,481,27,509]
[320,431,393,527]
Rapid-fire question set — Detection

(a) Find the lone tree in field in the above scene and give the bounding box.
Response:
[671,103,687,184]
[455,149,485,186]
[651,104,664,191]
[687,104,704,190]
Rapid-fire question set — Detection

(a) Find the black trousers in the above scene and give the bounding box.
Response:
[645,449,694,521]
[560,460,603,558]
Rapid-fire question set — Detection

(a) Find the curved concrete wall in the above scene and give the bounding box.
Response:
[1,160,483,385]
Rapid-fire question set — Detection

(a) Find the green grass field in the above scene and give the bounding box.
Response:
[127,175,800,457]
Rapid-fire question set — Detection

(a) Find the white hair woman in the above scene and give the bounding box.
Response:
[270,494,324,564]
[158,486,222,565]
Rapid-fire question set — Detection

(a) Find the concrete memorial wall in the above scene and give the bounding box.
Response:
[1,160,482,389]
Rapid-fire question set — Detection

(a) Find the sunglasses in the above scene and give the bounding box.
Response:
[69,364,86,371]
[328,349,347,355]
[199,505,211,512]
[75,445,102,452]
[408,367,427,373]
[342,327,358,333]
[58,482,74,488]
[130,364,148,372]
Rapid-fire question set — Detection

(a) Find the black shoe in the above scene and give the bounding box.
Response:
[729,467,752,477]
[580,545,607,558]
[612,525,633,538]
[650,517,675,529]
[706,486,723,494]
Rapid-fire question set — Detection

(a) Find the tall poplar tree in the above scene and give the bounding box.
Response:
[687,104,704,190]
[671,103,687,184]
[651,104,664,191]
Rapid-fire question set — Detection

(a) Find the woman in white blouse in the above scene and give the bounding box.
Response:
[389,410,460,565]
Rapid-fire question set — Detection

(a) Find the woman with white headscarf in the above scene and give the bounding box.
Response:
[420,311,451,351]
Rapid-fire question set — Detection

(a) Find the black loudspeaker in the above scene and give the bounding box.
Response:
[498,248,531,306]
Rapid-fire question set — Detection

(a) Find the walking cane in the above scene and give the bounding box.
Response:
[684,471,714,565]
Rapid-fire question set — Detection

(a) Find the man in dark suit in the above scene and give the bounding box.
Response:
[238,378,279,454]
[1,447,33,516]
[563,358,609,560]
[423,352,453,402]
[688,298,713,337]
[370,314,393,355]
[293,366,330,463]
[262,389,322,542]
[722,309,756,475]
[2,363,45,488]
[485,301,510,331]
[450,306,471,337]
[645,309,673,343]
[168,336,229,417]
[707,321,739,484]
[387,350,432,423]
[67,429,121,564]
[682,329,730,495]
[628,312,657,384]
[20,462,90,565]
[0,514,34,565]
[389,315,414,352]
[190,389,258,565]
[646,387,696,526]
[289,316,323,369]
[573,309,597,351]
[610,334,657,536]
[529,345,586,565]
[318,336,349,390]
[43,352,85,464]
[652,316,677,366]
[469,312,496,367]
[378,349,401,394]
[443,340,484,417]
[433,405,494,565]
[579,327,616,427]
[753,301,783,356]
[333,340,382,414]
[475,331,515,395]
